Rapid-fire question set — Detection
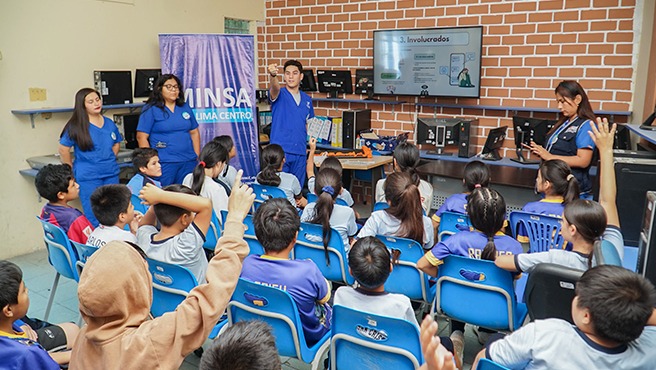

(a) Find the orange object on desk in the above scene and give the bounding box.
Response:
[321,146,373,158]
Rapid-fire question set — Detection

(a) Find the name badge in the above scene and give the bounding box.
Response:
[182,112,191,120]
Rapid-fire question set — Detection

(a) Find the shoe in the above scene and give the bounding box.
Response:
[450,330,464,370]
[474,326,492,345]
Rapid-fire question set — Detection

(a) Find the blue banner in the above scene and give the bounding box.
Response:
[159,34,259,182]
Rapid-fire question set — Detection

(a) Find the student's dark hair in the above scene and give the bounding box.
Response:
[153,184,196,227]
[564,199,607,268]
[145,74,185,110]
[393,142,421,186]
[549,80,596,135]
[463,160,491,192]
[191,141,229,195]
[576,265,656,344]
[319,156,343,176]
[383,172,424,245]
[131,148,159,172]
[283,59,303,73]
[467,187,506,261]
[0,260,22,309]
[213,135,235,152]
[60,88,99,151]
[35,164,74,202]
[348,237,391,289]
[253,198,300,252]
[257,144,284,187]
[90,185,132,226]
[199,320,281,370]
[539,159,580,204]
[310,168,342,264]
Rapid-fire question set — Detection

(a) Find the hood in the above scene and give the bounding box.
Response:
[77,241,152,343]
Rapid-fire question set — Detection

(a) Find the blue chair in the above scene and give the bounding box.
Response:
[477,358,511,370]
[130,194,148,215]
[377,235,435,304]
[226,278,330,369]
[72,242,99,277]
[594,239,623,266]
[203,210,223,251]
[434,255,528,332]
[250,183,287,213]
[306,193,349,207]
[437,211,471,242]
[373,202,389,212]
[295,222,354,285]
[330,305,423,370]
[509,211,564,253]
[220,210,265,256]
[37,218,80,321]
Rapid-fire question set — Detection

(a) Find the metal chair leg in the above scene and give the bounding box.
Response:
[44,272,61,321]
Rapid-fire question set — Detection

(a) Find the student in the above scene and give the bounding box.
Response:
[136,183,212,283]
[70,171,254,369]
[35,164,93,244]
[213,135,238,191]
[87,184,139,247]
[199,320,281,370]
[358,172,434,249]
[0,260,79,368]
[126,148,162,196]
[256,144,306,208]
[375,142,433,213]
[182,141,230,216]
[495,118,623,272]
[473,265,656,369]
[240,198,332,346]
[306,138,355,207]
[301,168,358,258]
[58,88,123,227]
[268,60,315,187]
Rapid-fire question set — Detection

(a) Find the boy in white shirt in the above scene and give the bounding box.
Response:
[87,184,139,247]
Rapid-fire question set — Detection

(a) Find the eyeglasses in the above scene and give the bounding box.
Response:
[164,84,180,91]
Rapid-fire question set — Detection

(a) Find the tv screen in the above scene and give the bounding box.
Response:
[373,26,482,98]
[317,70,353,97]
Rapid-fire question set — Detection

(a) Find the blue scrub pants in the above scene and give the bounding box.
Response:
[283,152,307,188]
[78,175,120,227]
[159,160,198,187]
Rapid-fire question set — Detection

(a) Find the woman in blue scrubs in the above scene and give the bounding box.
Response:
[136,74,200,186]
[58,88,122,226]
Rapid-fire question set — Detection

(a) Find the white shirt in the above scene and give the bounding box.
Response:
[334,286,419,328]
[357,210,434,249]
[182,173,228,217]
[255,171,301,207]
[375,178,433,213]
[216,165,238,190]
[87,225,137,248]
[300,203,358,249]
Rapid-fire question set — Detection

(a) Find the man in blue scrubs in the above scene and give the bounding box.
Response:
[268,60,314,187]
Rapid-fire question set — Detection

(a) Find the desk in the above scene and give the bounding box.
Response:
[626,124,656,145]
[417,160,538,189]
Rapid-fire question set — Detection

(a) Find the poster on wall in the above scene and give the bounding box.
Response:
[159,33,259,183]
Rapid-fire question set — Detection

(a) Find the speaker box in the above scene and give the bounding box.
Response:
[113,113,140,149]
[342,109,371,149]
[94,70,133,105]
[637,191,656,285]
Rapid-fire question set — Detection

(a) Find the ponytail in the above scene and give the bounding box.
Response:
[539,160,580,204]
[190,161,206,195]
[257,144,284,186]
[563,173,580,204]
[392,142,421,186]
[384,172,424,245]
[191,142,228,195]
[310,169,342,265]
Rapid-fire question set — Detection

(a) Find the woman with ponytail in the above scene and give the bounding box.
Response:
[301,168,358,263]
[256,144,305,208]
[182,141,229,216]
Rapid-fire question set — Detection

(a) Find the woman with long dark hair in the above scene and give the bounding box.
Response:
[58,88,122,226]
[136,74,200,186]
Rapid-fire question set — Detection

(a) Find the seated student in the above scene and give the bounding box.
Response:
[213,135,238,191]
[70,171,254,369]
[35,164,93,244]
[473,265,656,369]
[240,198,331,346]
[126,148,162,196]
[136,183,212,283]
[301,168,358,257]
[358,172,434,249]
[182,141,229,216]
[256,144,307,209]
[0,260,80,368]
[199,320,281,370]
[306,138,355,207]
[495,118,623,273]
[87,184,139,247]
[375,142,433,214]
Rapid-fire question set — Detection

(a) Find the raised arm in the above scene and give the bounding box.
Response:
[139,183,213,235]
[589,118,619,227]
[268,63,281,101]
[306,137,317,180]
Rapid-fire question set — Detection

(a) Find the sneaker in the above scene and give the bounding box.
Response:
[474,326,492,345]
[450,330,464,370]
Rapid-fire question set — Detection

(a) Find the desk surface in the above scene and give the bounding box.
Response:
[417,159,538,189]
[627,124,656,145]
[314,155,393,170]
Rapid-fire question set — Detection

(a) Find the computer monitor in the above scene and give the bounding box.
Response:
[480,126,508,161]
[134,69,161,98]
[511,116,556,164]
[300,69,317,92]
[416,117,462,155]
[355,69,375,100]
[317,70,353,98]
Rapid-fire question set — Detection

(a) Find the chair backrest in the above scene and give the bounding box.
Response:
[438,211,471,242]
[306,193,349,207]
[377,235,434,303]
[436,255,527,331]
[330,305,423,370]
[250,183,288,213]
[294,222,354,285]
[146,258,199,318]
[523,263,583,324]
[220,210,265,256]
[72,242,99,277]
[130,194,148,215]
[593,239,623,266]
[476,358,511,370]
[509,211,564,253]
[37,218,79,281]
[373,202,389,212]
[203,210,222,251]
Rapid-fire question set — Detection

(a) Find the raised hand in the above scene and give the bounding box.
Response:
[227,170,255,222]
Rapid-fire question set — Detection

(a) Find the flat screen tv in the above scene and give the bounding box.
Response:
[373,26,483,98]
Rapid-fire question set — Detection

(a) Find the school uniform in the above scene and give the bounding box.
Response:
[375,178,433,214]
[545,118,596,193]
[87,225,138,247]
[182,174,228,217]
[424,230,523,267]
[334,286,419,328]
[431,193,468,223]
[357,210,434,249]
[516,197,565,243]
[0,323,60,370]
[126,173,161,196]
[300,202,358,249]
[255,171,302,207]
[307,176,355,206]
[215,164,238,190]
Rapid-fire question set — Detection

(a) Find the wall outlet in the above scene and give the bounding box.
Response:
[29,88,47,102]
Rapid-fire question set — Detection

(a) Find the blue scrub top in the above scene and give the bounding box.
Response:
[270,87,314,155]
[137,103,199,163]
[60,116,122,181]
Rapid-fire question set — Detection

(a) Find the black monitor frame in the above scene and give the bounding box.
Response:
[317,70,353,98]
[510,116,556,164]
[134,69,161,98]
[480,126,508,161]
[300,69,317,92]
[355,69,375,100]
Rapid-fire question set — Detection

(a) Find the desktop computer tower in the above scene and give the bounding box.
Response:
[457,119,476,158]
[637,191,656,285]
[113,113,140,149]
[94,70,133,105]
[342,109,371,149]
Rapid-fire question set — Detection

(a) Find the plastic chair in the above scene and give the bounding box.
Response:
[377,235,435,303]
[130,194,148,215]
[220,210,265,256]
[72,242,99,277]
[509,211,564,253]
[434,255,528,332]
[373,202,389,212]
[476,358,511,370]
[523,263,583,324]
[294,222,354,285]
[593,239,622,266]
[437,211,471,242]
[203,210,223,251]
[330,305,423,370]
[306,193,349,207]
[226,278,330,369]
[251,183,288,213]
[37,218,80,321]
